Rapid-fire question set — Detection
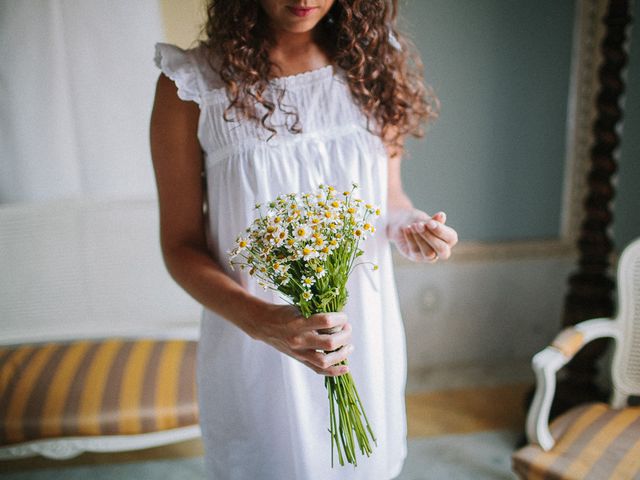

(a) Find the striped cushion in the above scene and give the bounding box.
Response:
[0,338,198,446]
[512,403,640,479]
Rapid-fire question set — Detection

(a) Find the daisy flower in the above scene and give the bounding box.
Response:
[301,275,315,287]
[301,245,319,261]
[294,225,312,241]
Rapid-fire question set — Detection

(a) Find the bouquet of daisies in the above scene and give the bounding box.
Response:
[228,182,380,467]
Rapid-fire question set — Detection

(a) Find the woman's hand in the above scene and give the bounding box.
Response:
[246,303,354,377]
[386,207,459,263]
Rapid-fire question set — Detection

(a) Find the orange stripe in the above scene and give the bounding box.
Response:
[564,408,640,478]
[155,341,186,430]
[0,345,36,398]
[4,344,59,442]
[77,339,124,435]
[527,404,608,480]
[609,435,640,478]
[118,340,155,434]
[40,341,92,437]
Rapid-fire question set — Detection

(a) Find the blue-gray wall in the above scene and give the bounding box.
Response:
[398,0,638,250]
[614,0,640,251]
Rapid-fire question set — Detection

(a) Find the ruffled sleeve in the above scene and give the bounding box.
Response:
[154,42,201,104]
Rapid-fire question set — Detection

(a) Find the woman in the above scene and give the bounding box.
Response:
[150,1,458,478]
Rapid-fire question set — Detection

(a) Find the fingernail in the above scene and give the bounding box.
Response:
[427,220,438,229]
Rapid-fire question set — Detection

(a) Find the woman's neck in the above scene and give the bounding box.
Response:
[268,25,333,75]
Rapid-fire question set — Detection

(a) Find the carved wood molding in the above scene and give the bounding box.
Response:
[562,0,610,244]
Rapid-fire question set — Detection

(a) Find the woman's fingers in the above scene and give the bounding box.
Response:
[402,225,436,260]
[423,219,458,247]
[310,322,352,352]
[302,344,355,372]
[432,211,447,223]
[306,311,348,331]
[302,359,349,377]
[409,229,439,262]
[402,226,424,257]
[414,226,451,260]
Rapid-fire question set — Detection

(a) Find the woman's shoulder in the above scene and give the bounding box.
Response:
[154,41,224,96]
[188,42,225,91]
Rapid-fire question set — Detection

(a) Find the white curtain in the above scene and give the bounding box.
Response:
[0,0,165,204]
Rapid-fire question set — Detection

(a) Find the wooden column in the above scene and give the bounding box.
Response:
[552,0,632,418]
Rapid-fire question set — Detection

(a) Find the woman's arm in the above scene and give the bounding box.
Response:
[149,73,353,376]
[150,73,263,331]
[383,128,458,262]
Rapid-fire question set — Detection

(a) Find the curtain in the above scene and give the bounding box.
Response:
[0,0,164,203]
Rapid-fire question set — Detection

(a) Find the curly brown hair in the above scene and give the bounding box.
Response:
[201,0,440,159]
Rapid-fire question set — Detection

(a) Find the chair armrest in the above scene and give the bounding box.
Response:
[525,318,620,451]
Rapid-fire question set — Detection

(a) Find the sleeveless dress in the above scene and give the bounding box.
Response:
[154,42,408,480]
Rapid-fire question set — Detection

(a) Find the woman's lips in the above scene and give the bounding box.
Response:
[287,6,317,17]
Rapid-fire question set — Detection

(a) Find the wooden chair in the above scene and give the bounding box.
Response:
[512,237,640,479]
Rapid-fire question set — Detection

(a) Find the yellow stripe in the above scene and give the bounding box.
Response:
[0,345,36,399]
[527,404,609,480]
[77,339,124,435]
[564,408,640,478]
[118,340,155,434]
[4,344,59,442]
[609,433,640,478]
[40,341,92,437]
[155,341,186,430]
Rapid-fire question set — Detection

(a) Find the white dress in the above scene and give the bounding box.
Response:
[154,42,408,480]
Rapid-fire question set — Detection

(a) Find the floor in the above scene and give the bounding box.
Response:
[1,381,530,478]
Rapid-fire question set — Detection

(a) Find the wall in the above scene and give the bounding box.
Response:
[158,0,207,48]
[0,0,164,203]
[613,0,640,252]
[400,0,576,242]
